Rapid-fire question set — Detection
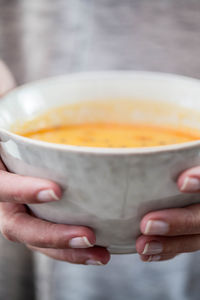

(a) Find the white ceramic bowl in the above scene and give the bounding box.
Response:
[1,71,200,254]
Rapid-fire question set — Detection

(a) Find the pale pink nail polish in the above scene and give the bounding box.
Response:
[144,220,169,235]
[180,177,200,192]
[37,189,60,202]
[69,237,93,248]
[142,242,163,255]
[85,260,103,265]
[147,255,161,262]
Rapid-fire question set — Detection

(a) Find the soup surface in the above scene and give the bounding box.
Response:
[21,123,200,147]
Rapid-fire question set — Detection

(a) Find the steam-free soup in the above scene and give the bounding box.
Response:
[21,123,200,147]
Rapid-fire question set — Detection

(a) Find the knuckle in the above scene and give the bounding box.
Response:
[46,223,63,247]
[67,250,79,263]
[184,209,199,233]
[0,219,17,242]
[12,195,22,203]
[173,208,199,235]
[56,249,81,264]
[163,238,178,254]
[0,212,25,243]
[165,238,189,254]
[34,225,53,247]
[55,249,77,262]
[35,223,64,248]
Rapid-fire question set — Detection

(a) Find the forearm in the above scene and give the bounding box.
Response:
[0,60,16,96]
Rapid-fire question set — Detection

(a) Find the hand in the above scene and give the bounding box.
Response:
[136,166,200,262]
[0,62,110,266]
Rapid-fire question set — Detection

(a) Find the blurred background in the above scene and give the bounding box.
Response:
[0,0,200,85]
[1,1,200,300]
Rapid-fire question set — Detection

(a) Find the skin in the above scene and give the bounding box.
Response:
[1,63,200,265]
[137,168,200,262]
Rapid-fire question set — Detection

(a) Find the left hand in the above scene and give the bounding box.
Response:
[136,166,200,262]
[0,62,110,266]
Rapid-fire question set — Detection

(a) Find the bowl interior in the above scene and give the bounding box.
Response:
[1,71,200,134]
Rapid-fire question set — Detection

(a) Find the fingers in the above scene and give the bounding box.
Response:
[0,203,96,249]
[140,254,178,262]
[177,166,200,193]
[136,234,200,257]
[0,169,62,203]
[27,245,110,265]
[140,204,200,237]
[140,165,200,238]
[138,165,200,263]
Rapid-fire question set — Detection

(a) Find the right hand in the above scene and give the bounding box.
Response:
[0,61,110,266]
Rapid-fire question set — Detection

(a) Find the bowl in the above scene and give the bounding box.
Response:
[1,71,200,254]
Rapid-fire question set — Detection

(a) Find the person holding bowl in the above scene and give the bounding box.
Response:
[1,1,200,299]
[1,60,200,295]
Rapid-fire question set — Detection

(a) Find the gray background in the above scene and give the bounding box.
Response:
[1,1,200,300]
[1,0,200,84]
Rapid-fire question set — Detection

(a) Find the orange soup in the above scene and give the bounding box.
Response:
[21,123,200,148]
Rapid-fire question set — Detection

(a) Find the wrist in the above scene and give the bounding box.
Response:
[0,60,16,96]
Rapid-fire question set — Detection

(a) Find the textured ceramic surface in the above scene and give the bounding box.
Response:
[1,71,200,254]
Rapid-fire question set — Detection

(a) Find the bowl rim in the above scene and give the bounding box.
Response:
[1,70,200,155]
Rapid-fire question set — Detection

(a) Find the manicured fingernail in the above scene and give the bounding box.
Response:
[69,237,94,248]
[180,176,200,192]
[142,242,163,255]
[147,255,161,262]
[37,189,60,202]
[144,220,169,235]
[85,260,103,266]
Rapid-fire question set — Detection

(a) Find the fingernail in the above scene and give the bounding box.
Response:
[37,189,60,202]
[85,260,103,266]
[69,237,94,248]
[142,242,163,255]
[147,255,161,262]
[144,220,169,235]
[180,177,200,192]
